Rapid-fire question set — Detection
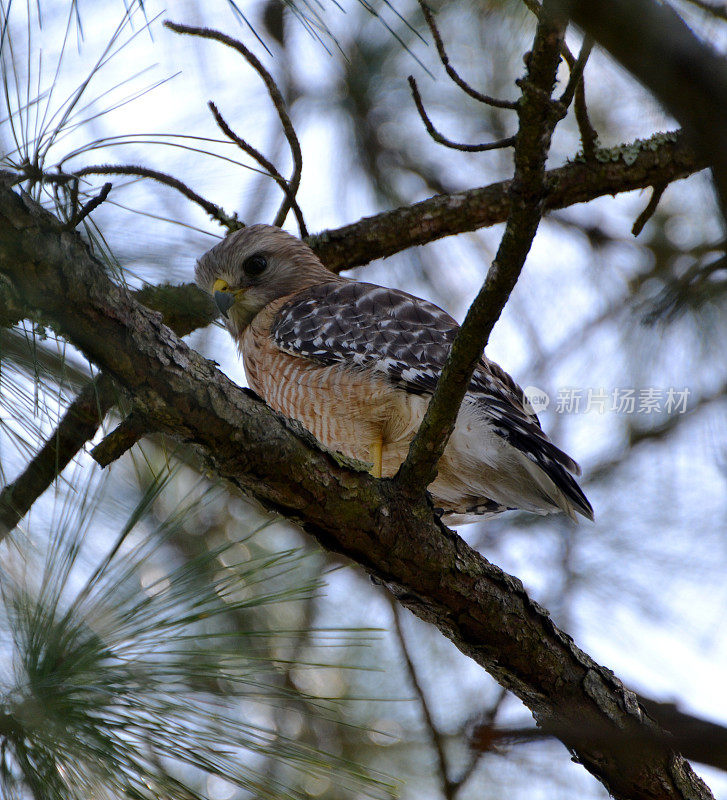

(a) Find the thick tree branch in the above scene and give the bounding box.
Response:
[397,0,567,492]
[0,176,714,800]
[553,0,727,220]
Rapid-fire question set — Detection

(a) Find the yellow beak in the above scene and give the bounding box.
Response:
[213,279,235,317]
[213,279,247,318]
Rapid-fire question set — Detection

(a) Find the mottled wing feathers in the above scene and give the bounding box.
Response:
[272,281,457,394]
[272,281,593,520]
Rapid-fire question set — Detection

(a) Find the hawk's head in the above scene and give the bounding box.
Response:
[196,224,335,336]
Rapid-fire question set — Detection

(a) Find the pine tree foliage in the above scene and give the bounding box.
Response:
[0,465,388,800]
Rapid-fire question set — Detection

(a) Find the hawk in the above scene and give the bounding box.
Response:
[196,224,593,524]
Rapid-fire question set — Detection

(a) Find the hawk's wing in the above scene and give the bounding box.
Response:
[272,281,591,516]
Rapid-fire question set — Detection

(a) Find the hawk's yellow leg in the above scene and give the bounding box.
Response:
[369,438,383,479]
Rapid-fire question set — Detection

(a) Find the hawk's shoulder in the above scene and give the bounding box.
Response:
[271,280,458,394]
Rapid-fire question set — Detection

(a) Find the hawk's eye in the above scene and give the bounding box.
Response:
[243,253,268,277]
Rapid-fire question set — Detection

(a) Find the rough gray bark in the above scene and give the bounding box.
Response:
[0,184,714,800]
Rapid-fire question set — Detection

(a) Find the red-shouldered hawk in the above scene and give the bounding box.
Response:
[196,224,593,524]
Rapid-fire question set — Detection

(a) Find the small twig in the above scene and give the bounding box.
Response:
[164,21,304,233]
[418,1,518,110]
[559,36,599,160]
[454,687,508,789]
[408,77,516,152]
[208,102,307,236]
[388,598,455,800]
[91,410,154,467]
[559,36,593,110]
[0,374,118,542]
[632,182,667,236]
[66,182,112,229]
[523,0,599,159]
[74,164,240,230]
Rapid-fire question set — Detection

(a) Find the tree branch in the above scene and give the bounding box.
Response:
[553,0,727,221]
[0,123,713,800]
[307,130,702,270]
[389,597,454,800]
[0,282,218,540]
[408,76,516,152]
[0,373,117,540]
[397,0,568,493]
[164,21,304,232]
[90,410,154,467]
[74,164,240,229]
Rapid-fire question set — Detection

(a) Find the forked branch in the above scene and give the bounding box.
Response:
[165,20,305,233]
[397,0,569,493]
[208,102,307,236]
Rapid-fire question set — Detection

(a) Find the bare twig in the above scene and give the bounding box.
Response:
[522,0,599,158]
[164,21,304,232]
[0,374,118,542]
[389,597,454,800]
[208,102,307,236]
[418,1,518,110]
[397,0,568,493]
[559,36,593,109]
[91,410,154,467]
[74,164,240,229]
[408,76,516,152]
[66,182,112,229]
[632,182,667,236]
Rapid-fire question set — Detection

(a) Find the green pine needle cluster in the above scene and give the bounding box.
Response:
[0,468,389,800]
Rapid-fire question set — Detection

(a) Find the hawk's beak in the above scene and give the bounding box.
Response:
[213,278,235,318]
